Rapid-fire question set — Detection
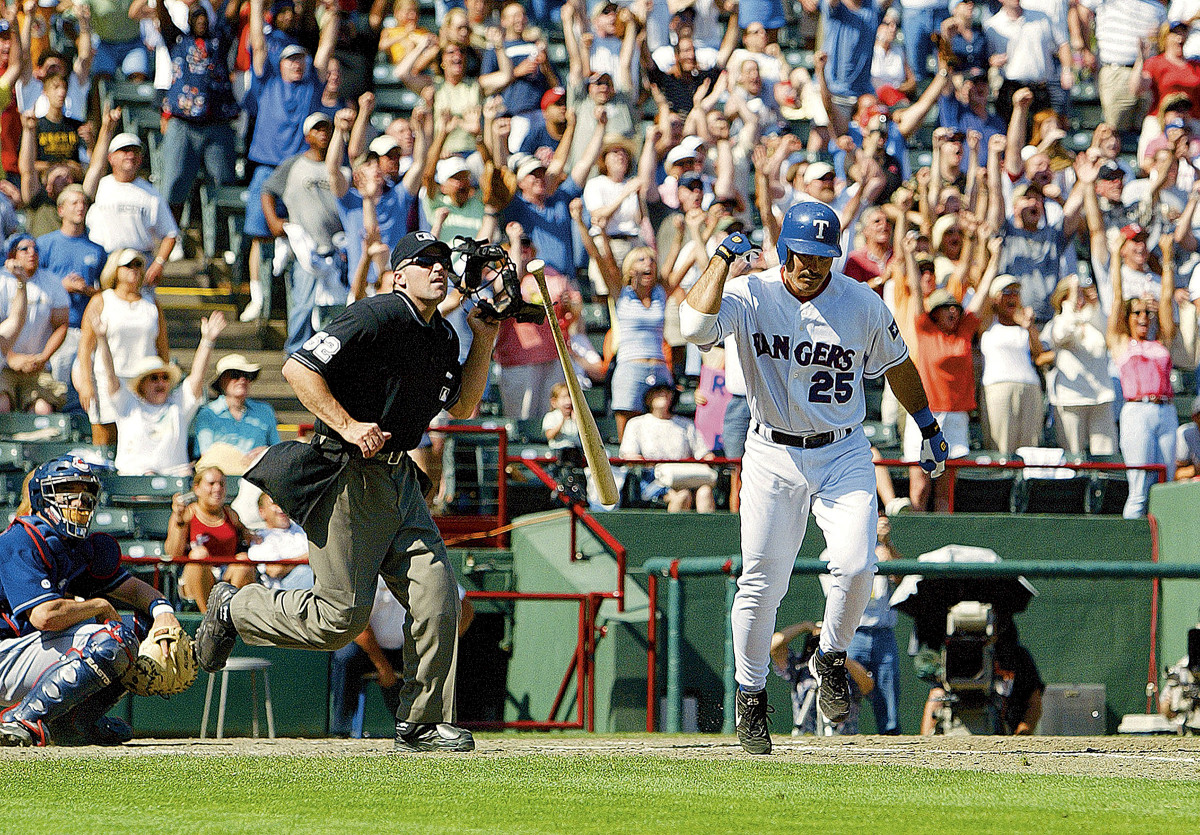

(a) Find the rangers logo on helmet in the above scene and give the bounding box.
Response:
[777,200,842,265]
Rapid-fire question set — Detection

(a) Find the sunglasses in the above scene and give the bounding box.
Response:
[224,370,256,381]
[144,373,172,383]
[408,253,452,269]
[1129,308,1151,318]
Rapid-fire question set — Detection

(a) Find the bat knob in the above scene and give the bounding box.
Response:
[527,259,546,274]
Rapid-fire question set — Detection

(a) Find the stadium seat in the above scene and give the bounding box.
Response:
[100,473,189,507]
[89,509,137,538]
[0,413,71,442]
[21,442,111,467]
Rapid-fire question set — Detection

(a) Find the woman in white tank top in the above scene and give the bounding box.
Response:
[73,250,168,445]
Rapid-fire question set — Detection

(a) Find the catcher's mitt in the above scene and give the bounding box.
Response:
[120,625,199,697]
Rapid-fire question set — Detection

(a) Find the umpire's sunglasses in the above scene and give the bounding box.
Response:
[406,253,453,270]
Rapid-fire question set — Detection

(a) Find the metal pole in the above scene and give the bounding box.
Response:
[646,573,657,732]
[666,570,682,733]
[722,572,737,735]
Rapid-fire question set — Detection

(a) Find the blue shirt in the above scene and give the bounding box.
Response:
[519,121,559,156]
[938,92,1006,166]
[820,0,878,98]
[163,26,240,123]
[37,230,106,328]
[832,120,911,182]
[501,179,583,277]
[0,515,128,638]
[246,61,322,166]
[482,40,551,115]
[336,185,414,286]
[191,395,280,455]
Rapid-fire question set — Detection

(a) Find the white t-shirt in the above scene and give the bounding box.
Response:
[983,9,1061,83]
[87,176,180,255]
[247,521,309,563]
[981,321,1041,387]
[582,175,642,238]
[0,269,69,360]
[15,74,88,121]
[97,288,161,379]
[871,43,908,91]
[620,413,711,460]
[112,384,202,475]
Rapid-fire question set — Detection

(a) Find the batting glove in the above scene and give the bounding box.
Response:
[919,423,949,478]
[715,232,758,265]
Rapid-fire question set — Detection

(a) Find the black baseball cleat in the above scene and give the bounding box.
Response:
[194,582,239,673]
[735,687,773,754]
[393,722,476,752]
[808,649,852,724]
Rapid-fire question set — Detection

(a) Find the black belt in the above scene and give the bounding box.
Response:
[756,425,852,449]
[312,434,407,466]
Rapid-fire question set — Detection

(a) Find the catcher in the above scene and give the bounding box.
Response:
[0,456,196,747]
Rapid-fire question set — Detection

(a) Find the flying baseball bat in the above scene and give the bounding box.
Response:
[527,258,619,506]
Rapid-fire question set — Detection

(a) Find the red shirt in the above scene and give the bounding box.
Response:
[188,508,240,558]
[1143,54,1200,117]
[915,309,978,413]
[494,268,581,367]
[842,248,890,295]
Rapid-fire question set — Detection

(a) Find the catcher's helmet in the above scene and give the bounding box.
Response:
[29,455,103,539]
[777,199,842,264]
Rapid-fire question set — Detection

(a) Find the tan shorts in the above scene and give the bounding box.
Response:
[0,368,67,411]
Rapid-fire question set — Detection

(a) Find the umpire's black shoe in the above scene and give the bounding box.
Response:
[393,722,475,753]
[735,687,773,754]
[808,649,852,724]
[194,582,239,673]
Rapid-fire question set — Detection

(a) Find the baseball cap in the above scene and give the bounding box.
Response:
[280,44,308,61]
[925,288,961,313]
[1097,161,1124,181]
[368,134,401,156]
[303,112,332,133]
[665,144,700,168]
[108,132,142,153]
[678,173,704,190]
[517,157,548,180]
[114,248,145,268]
[1121,223,1150,241]
[990,274,1022,299]
[1166,117,1190,131]
[591,0,618,15]
[803,161,836,183]
[1171,20,1190,32]
[916,255,936,273]
[540,87,566,110]
[507,151,531,173]
[389,231,452,270]
[678,135,704,154]
[435,156,471,184]
[4,233,33,258]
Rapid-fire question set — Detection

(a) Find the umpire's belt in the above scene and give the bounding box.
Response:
[757,425,851,449]
[312,433,407,466]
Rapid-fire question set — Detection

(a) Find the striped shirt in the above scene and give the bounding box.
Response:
[1083,0,1168,66]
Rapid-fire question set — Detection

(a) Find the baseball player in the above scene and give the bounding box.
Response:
[0,456,184,746]
[680,201,949,754]
[194,231,499,753]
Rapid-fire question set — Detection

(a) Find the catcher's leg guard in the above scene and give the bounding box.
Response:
[49,681,132,746]
[0,621,137,747]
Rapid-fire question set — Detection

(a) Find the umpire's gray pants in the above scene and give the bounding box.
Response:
[230,454,461,724]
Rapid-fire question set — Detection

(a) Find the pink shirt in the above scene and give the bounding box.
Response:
[1118,339,1173,400]
[494,268,580,367]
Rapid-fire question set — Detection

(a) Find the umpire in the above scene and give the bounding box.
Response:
[195,231,499,753]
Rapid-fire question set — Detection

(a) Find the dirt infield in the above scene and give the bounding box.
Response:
[3,734,1200,780]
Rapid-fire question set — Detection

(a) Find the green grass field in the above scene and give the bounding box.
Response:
[2,754,1197,834]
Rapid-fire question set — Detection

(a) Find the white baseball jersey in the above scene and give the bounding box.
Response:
[708,267,909,435]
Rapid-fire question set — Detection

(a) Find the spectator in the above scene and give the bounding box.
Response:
[482,2,559,150]
[260,112,343,355]
[15,5,92,121]
[408,7,480,79]
[619,382,717,513]
[1169,0,1200,60]
[85,132,179,291]
[493,222,581,420]
[983,0,1072,126]
[641,23,735,116]
[583,134,652,281]
[1044,274,1118,456]
[1135,21,1200,156]
[379,0,429,68]
[74,249,168,446]
[248,491,313,591]
[872,7,916,96]
[36,184,105,408]
[33,73,81,170]
[938,67,1006,166]
[192,353,280,457]
[155,0,241,237]
[0,10,23,183]
[1107,229,1178,517]
[543,380,582,452]
[331,0,386,102]
[938,0,988,75]
[166,464,258,612]
[771,619,874,734]
[85,0,150,81]
[842,205,893,292]
[816,0,881,123]
[729,20,791,89]
[0,232,67,415]
[567,70,637,173]
[241,0,339,324]
[89,309,225,476]
[1079,0,1168,132]
[416,109,490,245]
[519,86,569,159]
[560,1,639,93]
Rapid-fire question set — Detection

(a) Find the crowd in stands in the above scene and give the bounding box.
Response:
[2,0,1200,525]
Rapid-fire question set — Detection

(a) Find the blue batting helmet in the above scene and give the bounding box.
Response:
[29,456,104,540]
[777,200,842,264]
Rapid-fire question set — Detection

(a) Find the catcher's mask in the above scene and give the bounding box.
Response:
[30,455,103,539]
[451,236,546,324]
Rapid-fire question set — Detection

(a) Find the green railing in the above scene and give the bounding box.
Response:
[642,557,1200,733]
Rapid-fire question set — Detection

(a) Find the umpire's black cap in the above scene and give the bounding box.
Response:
[390,231,452,271]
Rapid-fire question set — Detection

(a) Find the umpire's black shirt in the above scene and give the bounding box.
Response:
[289,291,463,454]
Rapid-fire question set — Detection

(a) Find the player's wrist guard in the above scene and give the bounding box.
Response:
[715,231,756,265]
[913,406,939,438]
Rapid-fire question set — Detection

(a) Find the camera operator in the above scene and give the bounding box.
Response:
[1159,647,1200,734]
[919,611,1044,735]
[771,621,874,735]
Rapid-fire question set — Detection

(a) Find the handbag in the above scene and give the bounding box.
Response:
[654,462,717,490]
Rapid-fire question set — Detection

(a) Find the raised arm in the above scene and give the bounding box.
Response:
[571,197,621,297]
[186,312,226,401]
[348,92,374,161]
[17,112,37,207]
[73,2,94,83]
[1159,234,1177,348]
[1106,235,1128,354]
[479,29,514,97]
[327,107,354,198]
[313,0,340,80]
[86,305,121,398]
[566,107,606,190]
[986,132,1006,233]
[0,6,21,90]
[1005,87,1033,179]
[84,106,120,201]
[893,65,949,138]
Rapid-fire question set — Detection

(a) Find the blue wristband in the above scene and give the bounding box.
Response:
[913,407,936,431]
